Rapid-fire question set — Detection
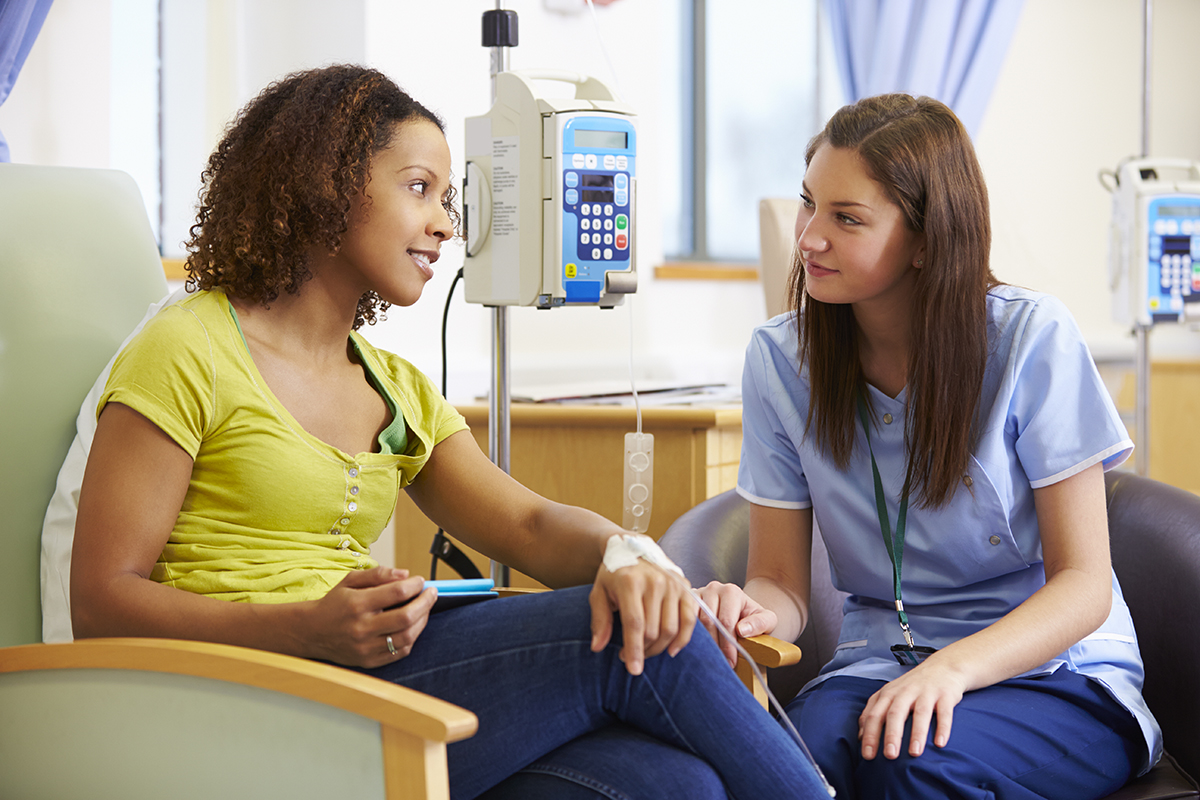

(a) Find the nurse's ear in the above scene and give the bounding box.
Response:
[909,231,927,269]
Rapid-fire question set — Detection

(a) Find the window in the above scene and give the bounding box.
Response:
[662,0,840,264]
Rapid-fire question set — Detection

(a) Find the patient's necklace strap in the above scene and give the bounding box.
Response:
[856,393,917,649]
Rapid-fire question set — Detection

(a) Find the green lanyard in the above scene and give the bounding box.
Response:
[856,393,918,649]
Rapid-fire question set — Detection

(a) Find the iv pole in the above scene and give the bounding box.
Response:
[484,2,515,586]
[1133,0,1152,477]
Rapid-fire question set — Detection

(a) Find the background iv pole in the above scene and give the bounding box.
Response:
[1133,0,1152,477]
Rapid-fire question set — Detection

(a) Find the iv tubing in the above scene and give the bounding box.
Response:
[627,295,642,435]
[677,575,836,796]
[583,0,624,99]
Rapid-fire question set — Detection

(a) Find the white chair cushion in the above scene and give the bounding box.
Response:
[41,287,189,642]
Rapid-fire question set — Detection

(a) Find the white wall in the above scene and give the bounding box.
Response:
[977,0,1200,360]
[1,0,111,169]
[4,0,1199,402]
[359,0,776,400]
[158,0,368,255]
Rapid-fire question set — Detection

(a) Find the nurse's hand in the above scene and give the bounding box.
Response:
[858,660,967,760]
[694,581,778,669]
[304,566,437,668]
[589,562,699,676]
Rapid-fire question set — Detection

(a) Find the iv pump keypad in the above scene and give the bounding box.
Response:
[558,115,636,302]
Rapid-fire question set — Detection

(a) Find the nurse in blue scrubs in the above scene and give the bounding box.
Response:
[702,93,1162,799]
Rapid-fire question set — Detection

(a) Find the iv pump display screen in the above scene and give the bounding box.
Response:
[574,129,627,149]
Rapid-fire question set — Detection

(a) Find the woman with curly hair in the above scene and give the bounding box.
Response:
[69,65,830,800]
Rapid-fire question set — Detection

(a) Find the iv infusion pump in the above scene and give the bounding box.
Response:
[1107,157,1200,326]
[463,70,637,308]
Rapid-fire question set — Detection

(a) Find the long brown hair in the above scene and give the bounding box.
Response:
[786,93,999,508]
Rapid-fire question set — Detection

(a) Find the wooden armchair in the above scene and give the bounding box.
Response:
[0,163,476,800]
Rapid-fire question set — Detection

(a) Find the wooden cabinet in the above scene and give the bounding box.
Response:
[1100,359,1199,495]
[1143,363,1200,495]
[391,404,742,588]
[383,364,1200,587]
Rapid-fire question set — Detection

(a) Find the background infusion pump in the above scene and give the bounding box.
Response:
[464,70,637,308]
[1107,157,1200,326]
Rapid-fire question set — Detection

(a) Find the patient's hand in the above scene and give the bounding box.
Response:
[588,563,699,676]
[303,566,436,668]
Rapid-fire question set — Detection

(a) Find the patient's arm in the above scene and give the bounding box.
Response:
[71,402,435,668]
[406,430,699,674]
[404,430,616,588]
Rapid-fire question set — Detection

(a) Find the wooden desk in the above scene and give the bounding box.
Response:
[1108,360,1200,496]
[392,403,743,587]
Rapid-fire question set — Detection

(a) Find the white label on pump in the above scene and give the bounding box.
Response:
[491,136,521,301]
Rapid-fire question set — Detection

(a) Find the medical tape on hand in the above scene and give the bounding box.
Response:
[603,533,685,579]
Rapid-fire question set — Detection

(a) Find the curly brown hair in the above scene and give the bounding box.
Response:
[184,64,459,329]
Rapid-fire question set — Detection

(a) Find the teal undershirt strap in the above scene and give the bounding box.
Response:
[350,337,408,455]
[226,302,407,455]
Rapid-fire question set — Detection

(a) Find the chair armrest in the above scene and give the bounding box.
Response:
[732,635,803,709]
[740,634,803,668]
[0,638,477,744]
[496,586,544,598]
[0,638,477,800]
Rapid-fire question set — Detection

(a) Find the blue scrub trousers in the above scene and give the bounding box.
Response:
[361,585,829,800]
[786,669,1145,800]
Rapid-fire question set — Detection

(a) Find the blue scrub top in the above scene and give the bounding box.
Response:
[737,285,1162,773]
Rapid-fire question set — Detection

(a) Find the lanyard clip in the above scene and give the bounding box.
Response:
[892,599,936,665]
[895,600,916,648]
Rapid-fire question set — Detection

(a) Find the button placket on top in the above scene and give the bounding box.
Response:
[337,463,365,565]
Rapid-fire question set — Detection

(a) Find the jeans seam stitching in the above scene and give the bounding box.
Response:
[391,639,594,682]
[636,669,701,758]
[520,764,634,800]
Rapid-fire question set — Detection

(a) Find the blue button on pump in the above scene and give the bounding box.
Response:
[565,280,602,303]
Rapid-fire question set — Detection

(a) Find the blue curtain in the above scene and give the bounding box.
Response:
[823,0,1024,137]
[0,0,55,162]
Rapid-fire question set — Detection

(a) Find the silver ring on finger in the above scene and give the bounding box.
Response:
[386,635,397,656]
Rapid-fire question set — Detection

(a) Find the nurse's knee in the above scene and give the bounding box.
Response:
[855,747,961,797]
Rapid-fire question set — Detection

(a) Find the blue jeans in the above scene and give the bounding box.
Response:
[476,724,729,800]
[361,585,829,800]
[786,670,1145,800]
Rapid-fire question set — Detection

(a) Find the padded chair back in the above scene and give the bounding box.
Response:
[0,163,168,647]
[1106,471,1200,782]
[758,197,799,319]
